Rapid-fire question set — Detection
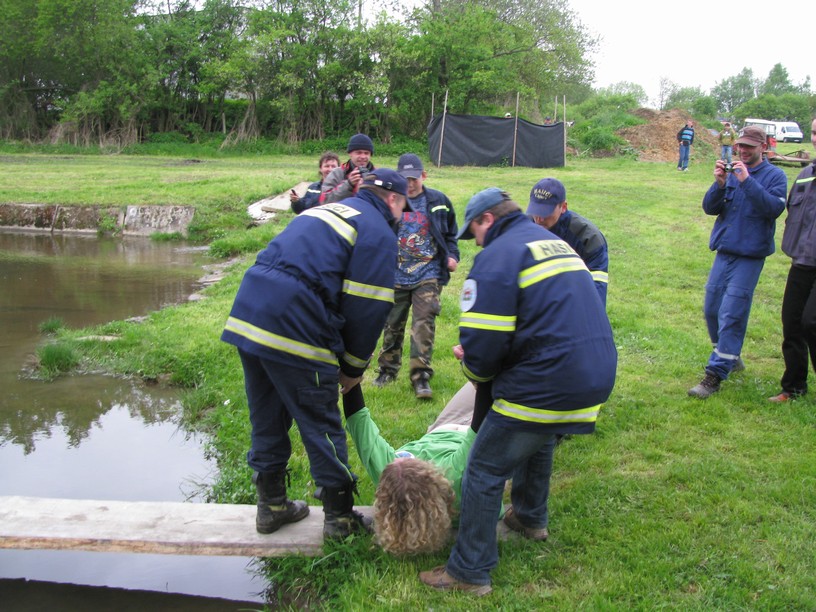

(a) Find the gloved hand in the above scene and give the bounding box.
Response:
[342,381,365,419]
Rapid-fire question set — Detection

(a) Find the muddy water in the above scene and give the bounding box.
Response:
[0,231,264,609]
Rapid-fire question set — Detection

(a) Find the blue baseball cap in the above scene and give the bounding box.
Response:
[362,168,407,197]
[397,153,424,179]
[457,187,510,240]
[527,178,566,218]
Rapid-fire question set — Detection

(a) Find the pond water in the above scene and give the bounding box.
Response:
[0,231,265,609]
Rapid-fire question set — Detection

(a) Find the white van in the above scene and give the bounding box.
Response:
[775,121,803,143]
[743,118,776,139]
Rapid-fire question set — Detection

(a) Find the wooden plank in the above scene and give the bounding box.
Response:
[0,496,516,558]
[0,496,342,557]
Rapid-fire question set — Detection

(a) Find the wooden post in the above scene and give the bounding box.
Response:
[563,95,567,165]
[436,89,449,167]
[511,91,520,167]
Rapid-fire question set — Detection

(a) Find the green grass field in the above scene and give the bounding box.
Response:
[3,145,815,609]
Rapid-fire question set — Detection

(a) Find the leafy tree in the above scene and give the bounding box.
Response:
[734,93,812,133]
[665,86,706,114]
[691,95,718,120]
[599,82,648,107]
[760,63,798,97]
[711,68,757,115]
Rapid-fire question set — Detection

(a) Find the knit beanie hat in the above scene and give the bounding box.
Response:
[347,133,374,154]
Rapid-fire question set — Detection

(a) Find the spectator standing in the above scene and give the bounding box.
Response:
[221,169,408,539]
[718,122,737,164]
[321,134,375,204]
[677,121,695,171]
[688,126,787,398]
[372,153,459,399]
[290,151,340,214]
[419,188,617,595]
[768,117,816,403]
[526,177,609,306]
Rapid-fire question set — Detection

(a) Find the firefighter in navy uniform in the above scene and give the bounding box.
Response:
[420,187,617,595]
[221,169,408,539]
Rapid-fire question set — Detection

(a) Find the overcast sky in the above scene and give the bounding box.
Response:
[567,0,813,107]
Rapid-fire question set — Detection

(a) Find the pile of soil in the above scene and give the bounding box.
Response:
[617,108,718,162]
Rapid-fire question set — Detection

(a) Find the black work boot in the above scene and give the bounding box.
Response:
[315,484,372,539]
[253,470,310,534]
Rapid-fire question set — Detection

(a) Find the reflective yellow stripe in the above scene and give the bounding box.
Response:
[343,279,394,303]
[462,363,492,382]
[343,351,369,369]
[494,398,601,424]
[301,209,358,245]
[795,177,815,185]
[460,312,516,332]
[429,204,449,213]
[592,270,609,284]
[224,316,338,366]
[519,257,588,289]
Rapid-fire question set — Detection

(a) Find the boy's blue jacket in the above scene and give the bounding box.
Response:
[459,212,617,435]
[222,190,397,377]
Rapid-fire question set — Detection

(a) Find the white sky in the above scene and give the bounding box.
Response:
[568,0,814,107]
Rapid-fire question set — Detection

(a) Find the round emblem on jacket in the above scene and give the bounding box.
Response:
[460,279,477,312]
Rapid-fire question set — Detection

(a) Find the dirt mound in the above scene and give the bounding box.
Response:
[618,108,718,162]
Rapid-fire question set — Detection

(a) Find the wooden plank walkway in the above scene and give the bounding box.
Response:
[0,496,515,558]
[0,496,358,557]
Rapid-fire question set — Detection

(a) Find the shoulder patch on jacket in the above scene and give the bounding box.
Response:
[460,279,477,312]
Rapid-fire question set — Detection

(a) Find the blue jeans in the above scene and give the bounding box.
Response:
[703,253,765,380]
[445,418,556,585]
[721,145,733,163]
[238,349,356,488]
[678,143,690,169]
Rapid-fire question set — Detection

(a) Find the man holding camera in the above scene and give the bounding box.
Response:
[320,133,376,204]
[688,126,787,398]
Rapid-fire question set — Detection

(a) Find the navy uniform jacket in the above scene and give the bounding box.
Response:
[290,180,323,214]
[782,160,816,266]
[421,186,460,286]
[459,211,617,435]
[222,190,397,377]
[548,209,608,304]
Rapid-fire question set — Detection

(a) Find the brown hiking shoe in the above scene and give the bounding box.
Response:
[687,373,721,399]
[502,506,549,541]
[419,566,492,596]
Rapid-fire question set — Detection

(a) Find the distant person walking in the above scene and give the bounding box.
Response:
[688,126,787,399]
[677,121,695,171]
[718,122,737,164]
[768,117,816,403]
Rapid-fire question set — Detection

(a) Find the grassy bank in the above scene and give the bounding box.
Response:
[4,148,815,609]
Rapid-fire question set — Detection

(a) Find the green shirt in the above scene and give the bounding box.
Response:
[346,407,476,507]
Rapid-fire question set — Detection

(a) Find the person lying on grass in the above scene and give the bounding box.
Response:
[342,381,490,555]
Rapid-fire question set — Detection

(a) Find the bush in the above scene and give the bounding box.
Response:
[38,316,66,335]
[37,343,79,379]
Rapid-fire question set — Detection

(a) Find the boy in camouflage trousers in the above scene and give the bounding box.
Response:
[373,154,459,399]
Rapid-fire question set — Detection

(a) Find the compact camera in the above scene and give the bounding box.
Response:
[724,163,733,173]
[357,166,370,178]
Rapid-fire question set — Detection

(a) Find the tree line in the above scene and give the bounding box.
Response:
[2,0,812,150]
[0,0,596,146]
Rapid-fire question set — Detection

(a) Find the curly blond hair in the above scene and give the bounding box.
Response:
[373,458,456,556]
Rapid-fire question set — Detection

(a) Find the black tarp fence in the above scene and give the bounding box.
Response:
[427,113,565,168]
